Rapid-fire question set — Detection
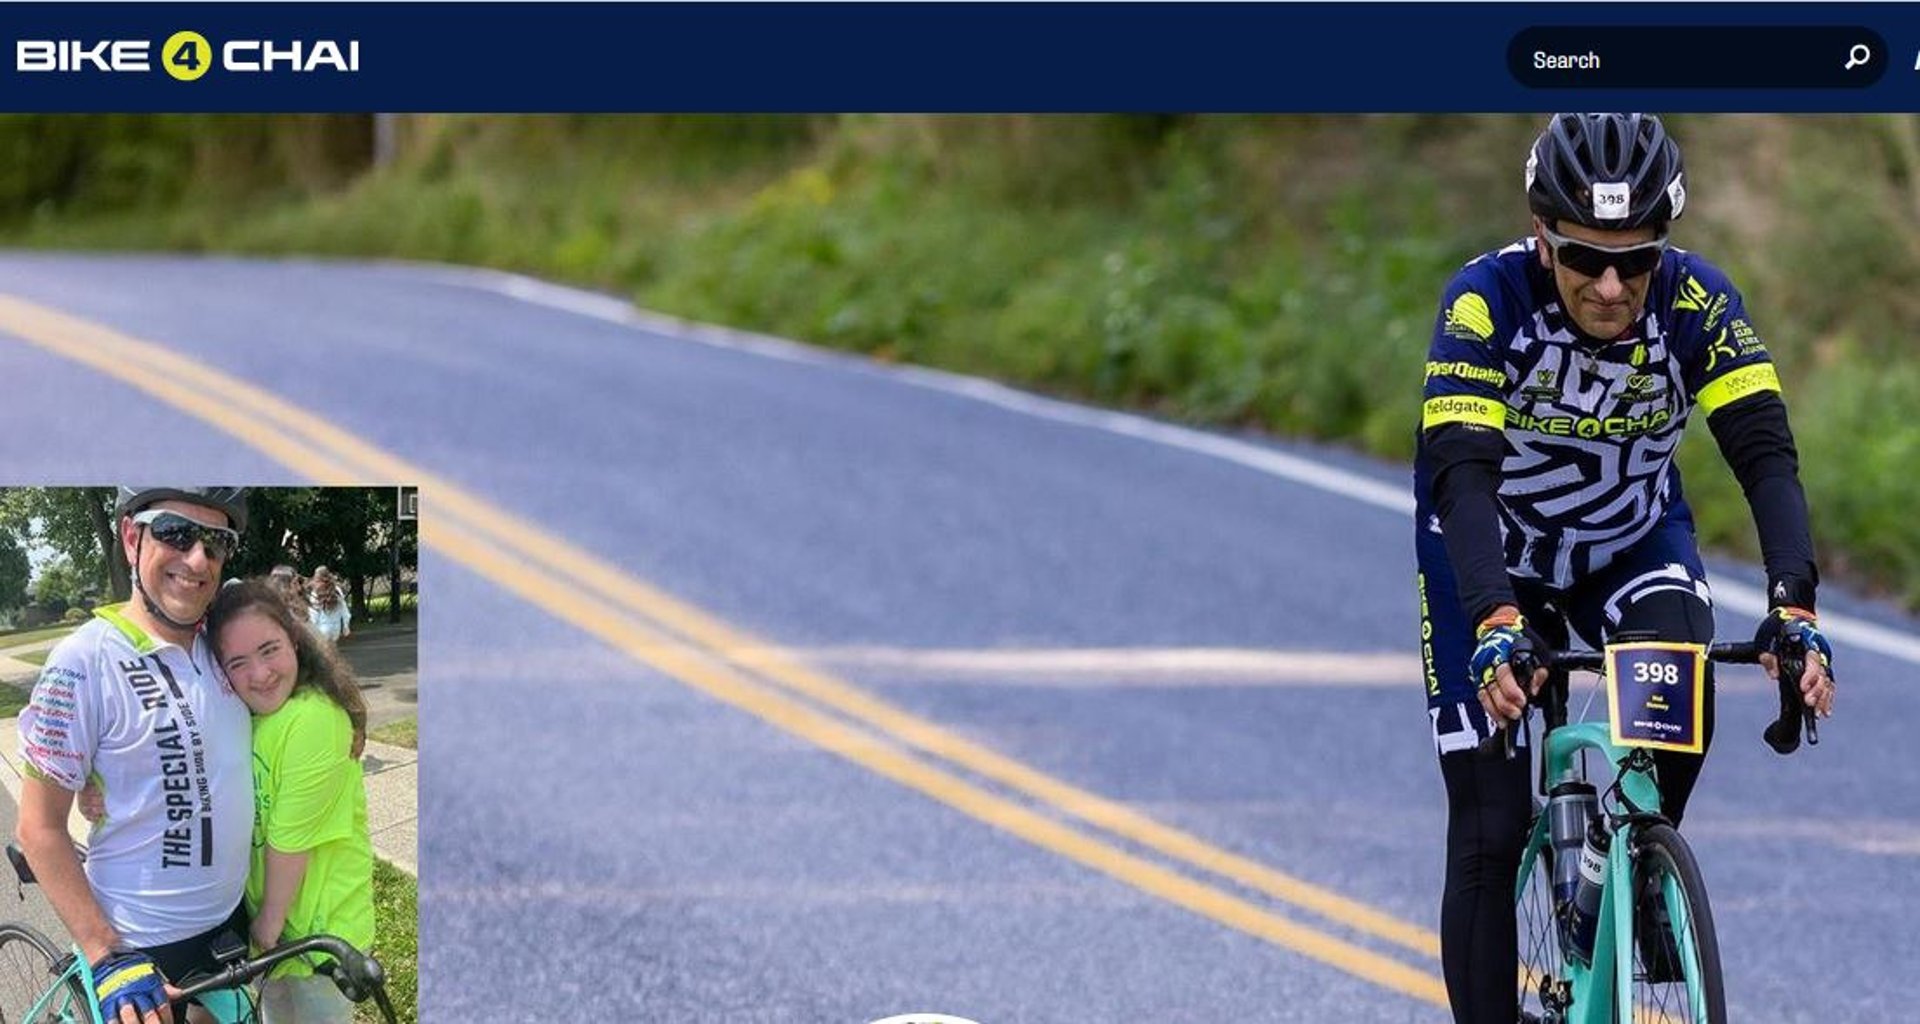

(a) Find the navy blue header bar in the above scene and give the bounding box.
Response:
[3,3,1919,112]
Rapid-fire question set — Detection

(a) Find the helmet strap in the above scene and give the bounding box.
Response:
[130,532,205,634]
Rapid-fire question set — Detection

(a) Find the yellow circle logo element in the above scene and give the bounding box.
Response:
[162,31,212,81]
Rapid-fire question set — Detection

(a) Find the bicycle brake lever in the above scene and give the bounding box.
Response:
[1763,643,1809,755]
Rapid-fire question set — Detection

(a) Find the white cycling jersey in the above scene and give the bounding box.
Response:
[18,605,252,947]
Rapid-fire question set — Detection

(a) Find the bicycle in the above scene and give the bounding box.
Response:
[0,844,397,1024]
[1492,629,1821,1024]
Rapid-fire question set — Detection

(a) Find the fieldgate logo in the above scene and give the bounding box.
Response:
[16,31,360,76]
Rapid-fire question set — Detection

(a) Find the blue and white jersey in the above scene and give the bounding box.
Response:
[1420,237,1780,588]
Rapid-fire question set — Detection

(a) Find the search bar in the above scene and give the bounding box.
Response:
[1510,26,1889,88]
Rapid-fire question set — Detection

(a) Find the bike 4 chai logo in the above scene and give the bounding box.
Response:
[16,31,360,79]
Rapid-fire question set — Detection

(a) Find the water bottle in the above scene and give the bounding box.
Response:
[1545,781,1598,910]
[1566,817,1612,965]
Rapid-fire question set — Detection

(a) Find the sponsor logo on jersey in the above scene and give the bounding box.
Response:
[1704,326,1742,374]
[1702,292,1731,332]
[1619,373,1665,403]
[1424,395,1507,430]
[1425,360,1505,387]
[1444,292,1496,342]
[1522,368,1560,401]
[1507,408,1674,439]
[1673,274,1713,313]
[1419,573,1441,697]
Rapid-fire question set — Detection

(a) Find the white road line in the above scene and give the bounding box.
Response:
[408,264,1920,668]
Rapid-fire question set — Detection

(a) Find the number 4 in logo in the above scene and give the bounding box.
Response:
[162,30,212,81]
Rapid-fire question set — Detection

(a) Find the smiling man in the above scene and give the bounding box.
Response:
[1411,114,1836,1022]
[16,488,254,1024]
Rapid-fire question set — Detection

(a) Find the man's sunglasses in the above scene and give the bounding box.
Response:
[133,509,240,561]
[1542,225,1669,279]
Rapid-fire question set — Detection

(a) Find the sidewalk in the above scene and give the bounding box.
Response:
[0,637,60,687]
[0,719,417,878]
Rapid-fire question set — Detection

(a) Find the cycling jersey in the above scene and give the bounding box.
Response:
[18,605,253,947]
[1419,237,1778,589]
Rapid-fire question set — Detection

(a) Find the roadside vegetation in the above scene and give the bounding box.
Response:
[369,717,417,750]
[362,858,417,1024]
[4,114,1917,607]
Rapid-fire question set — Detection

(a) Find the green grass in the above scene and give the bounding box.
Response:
[363,594,417,616]
[0,622,81,649]
[14,650,47,667]
[357,859,418,1024]
[368,717,416,750]
[0,685,28,719]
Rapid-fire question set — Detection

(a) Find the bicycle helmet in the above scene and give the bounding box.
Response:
[114,486,249,532]
[115,487,249,630]
[1525,113,1685,231]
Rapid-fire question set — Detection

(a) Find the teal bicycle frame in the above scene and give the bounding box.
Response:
[1509,634,1814,1024]
[1517,720,1695,1022]
[3,847,394,1024]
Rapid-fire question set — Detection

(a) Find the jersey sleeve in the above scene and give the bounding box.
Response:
[1673,257,1781,414]
[260,697,357,853]
[1422,267,1510,433]
[17,640,98,791]
[1421,261,1519,622]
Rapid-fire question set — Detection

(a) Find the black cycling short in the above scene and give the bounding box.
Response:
[136,902,248,1009]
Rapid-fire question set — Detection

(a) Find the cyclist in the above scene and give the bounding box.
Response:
[1414,113,1837,1022]
[16,488,255,1024]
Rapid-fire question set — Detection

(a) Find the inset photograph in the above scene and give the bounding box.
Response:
[0,485,416,1024]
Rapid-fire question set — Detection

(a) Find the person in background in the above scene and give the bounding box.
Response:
[305,567,351,645]
[268,565,308,623]
[208,579,373,1024]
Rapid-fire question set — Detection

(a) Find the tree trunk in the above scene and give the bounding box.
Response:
[91,497,129,601]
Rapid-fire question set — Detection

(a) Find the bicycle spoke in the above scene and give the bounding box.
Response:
[1515,843,1568,1018]
[0,925,89,1024]
[1630,832,1720,1024]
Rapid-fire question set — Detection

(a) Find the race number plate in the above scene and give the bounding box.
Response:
[1607,642,1707,753]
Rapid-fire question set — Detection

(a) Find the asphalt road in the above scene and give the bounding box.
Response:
[1,253,1915,1022]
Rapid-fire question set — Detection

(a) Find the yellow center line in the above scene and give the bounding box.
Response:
[0,292,1448,1005]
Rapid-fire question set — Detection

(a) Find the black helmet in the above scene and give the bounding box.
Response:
[1526,113,1685,231]
[114,487,249,533]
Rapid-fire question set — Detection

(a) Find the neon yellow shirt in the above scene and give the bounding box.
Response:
[246,687,374,978]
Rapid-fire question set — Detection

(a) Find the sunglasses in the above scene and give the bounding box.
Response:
[1542,225,1668,279]
[133,509,240,561]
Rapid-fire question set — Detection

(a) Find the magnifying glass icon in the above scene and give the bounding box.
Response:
[1844,43,1872,69]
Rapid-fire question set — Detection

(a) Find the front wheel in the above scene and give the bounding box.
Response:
[0,922,92,1024]
[1514,819,1572,1022]
[1622,823,1726,1023]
